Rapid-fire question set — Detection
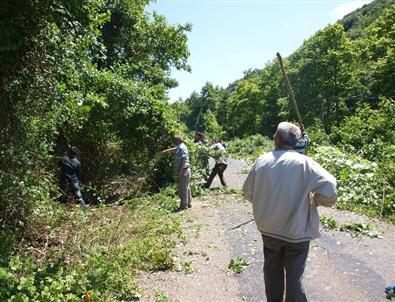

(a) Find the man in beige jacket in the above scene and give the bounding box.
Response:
[243,122,337,302]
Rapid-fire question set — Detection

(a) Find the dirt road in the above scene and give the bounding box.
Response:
[138,159,395,302]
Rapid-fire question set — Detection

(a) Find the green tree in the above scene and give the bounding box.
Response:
[0,0,190,254]
[182,82,223,132]
[339,0,394,40]
[363,4,395,96]
[227,71,265,137]
[289,24,357,132]
[203,110,225,139]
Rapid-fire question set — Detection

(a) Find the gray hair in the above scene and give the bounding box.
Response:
[275,122,301,148]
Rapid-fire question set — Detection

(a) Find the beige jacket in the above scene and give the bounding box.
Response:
[243,150,337,243]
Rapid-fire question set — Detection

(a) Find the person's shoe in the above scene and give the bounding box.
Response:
[187,204,192,208]
[175,206,187,212]
[385,285,395,295]
[386,285,395,300]
[79,199,88,209]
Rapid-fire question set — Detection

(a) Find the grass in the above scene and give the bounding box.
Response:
[340,222,383,238]
[0,186,182,301]
[180,260,193,273]
[201,251,210,261]
[155,291,170,302]
[320,215,383,238]
[320,215,338,229]
[227,256,249,274]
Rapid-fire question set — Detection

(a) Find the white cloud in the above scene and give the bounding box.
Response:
[330,1,372,21]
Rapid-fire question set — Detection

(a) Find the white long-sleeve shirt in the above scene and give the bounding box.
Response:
[243,150,337,243]
[210,142,228,165]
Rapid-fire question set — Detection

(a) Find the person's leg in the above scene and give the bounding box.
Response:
[185,168,192,208]
[178,170,189,209]
[202,156,210,180]
[202,164,220,188]
[205,166,210,180]
[262,235,286,302]
[284,241,310,302]
[71,181,86,208]
[59,175,68,203]
[217,164,227,186]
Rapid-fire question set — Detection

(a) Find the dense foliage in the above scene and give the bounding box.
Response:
[339,0,394,39]
[0,0,190,254]
[178,2,394,137]
[0,188,181,301]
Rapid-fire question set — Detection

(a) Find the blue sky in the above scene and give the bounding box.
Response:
[148,0,371,102]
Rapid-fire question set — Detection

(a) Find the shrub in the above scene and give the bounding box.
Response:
[312,145,394,221]
[331,98,395,163]
[0,189,182,301]
[227,134,273,161]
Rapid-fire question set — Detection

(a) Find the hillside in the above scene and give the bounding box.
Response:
[339,0,395,39]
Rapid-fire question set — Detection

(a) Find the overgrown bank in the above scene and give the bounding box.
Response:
[0,187,182,301]
[0,0,190,283]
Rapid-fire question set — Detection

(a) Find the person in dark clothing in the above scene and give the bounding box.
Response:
[294,125,309,155]
[59,146,87,208]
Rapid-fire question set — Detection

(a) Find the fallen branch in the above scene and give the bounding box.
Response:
[228,218,254,231]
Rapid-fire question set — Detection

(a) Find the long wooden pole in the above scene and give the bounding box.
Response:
[276,52,303,126]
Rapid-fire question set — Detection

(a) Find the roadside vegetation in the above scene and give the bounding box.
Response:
[0,187,181,301]
[228,257,249,274]
[320,216,383,238]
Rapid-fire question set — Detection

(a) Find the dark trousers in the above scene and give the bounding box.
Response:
[262,235,309,302]
[203,163,227,188]
[60,177,85,206]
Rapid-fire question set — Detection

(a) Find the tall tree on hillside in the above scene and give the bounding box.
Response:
[339,0,394,40]
[226,70,265,137]
[363,4,395,97]
[183,82,222,132]
[203,110,225,139]
[290,24,357,132]
[259,63,283,135]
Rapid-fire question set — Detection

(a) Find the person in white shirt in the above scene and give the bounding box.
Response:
[202,139,228,188]
[243,122,337,302]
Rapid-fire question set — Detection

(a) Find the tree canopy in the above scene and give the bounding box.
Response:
[0,0,191,251]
